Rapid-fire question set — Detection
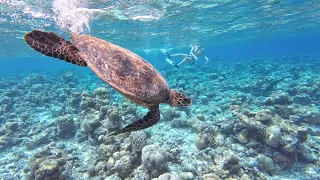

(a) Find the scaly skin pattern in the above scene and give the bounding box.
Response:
[70,33,170,107]
[109,105,160,136]
[24,30,87,66]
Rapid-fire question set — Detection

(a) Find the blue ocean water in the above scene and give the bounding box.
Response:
[1,0,320,180]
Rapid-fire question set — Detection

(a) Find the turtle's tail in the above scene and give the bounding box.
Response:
[24,30,87,66]
[108,105,160,136]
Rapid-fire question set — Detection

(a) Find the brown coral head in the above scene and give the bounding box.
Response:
[296,127,308,143]
[273,152,296,169]
[281,142,297,155]
[253,123,267,138]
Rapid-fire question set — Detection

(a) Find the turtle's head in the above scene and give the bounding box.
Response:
[168,90,192,107]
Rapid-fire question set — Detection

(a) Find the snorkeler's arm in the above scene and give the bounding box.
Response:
[189,46,195,55]
[204,56,209,63]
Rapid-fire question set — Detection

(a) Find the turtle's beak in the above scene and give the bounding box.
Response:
[183,96,192,106]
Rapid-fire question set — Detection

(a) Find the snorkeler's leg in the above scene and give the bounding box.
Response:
[164,52,171,59]
[170,53,189,58]
[177,57,189,66]
[165,58,179,68]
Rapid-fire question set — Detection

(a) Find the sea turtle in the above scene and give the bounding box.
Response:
[24,30,192,136]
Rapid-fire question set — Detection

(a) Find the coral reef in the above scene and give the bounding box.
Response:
[257,154,275,172]
[27,145,67,180]
[131,131,148,152]
[157,173,179,180]
[264,126,281,147]
[142,144,169,179]
[1,55,320,180]
[57,114,76,138]
[223,153,241,174]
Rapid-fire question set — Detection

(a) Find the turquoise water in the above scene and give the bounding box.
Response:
[1,1,320,180]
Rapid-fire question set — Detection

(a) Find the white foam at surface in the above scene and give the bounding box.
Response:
[1,0,50,19]
[1,0,166,34]
[52,0,92,33]
[124,4,164,21]
[22,6,49,19]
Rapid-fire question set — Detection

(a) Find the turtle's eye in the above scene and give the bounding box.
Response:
[182,97,191,106]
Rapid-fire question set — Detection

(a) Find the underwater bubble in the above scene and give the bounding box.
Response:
[52,0,92,33]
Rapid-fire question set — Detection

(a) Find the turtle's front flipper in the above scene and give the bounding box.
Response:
[24,30,87,66]
[109,105,160,136]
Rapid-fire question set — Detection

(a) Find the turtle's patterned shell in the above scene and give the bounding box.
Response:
[70,33,170,107]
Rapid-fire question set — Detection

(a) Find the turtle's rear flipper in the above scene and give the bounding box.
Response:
[24,30,87,66]
[109,105,160,136]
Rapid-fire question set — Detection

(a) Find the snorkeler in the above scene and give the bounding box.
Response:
[190,45,209,63]
[165,45,209,68]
